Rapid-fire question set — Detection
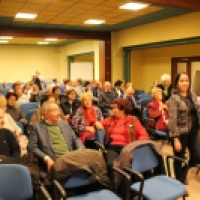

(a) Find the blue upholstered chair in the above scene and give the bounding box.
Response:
[0,164,51,200]
[53,168,130,200]
[138,93,151,100]
[124,145,188,200]
[138,98,152,108]
[20,102,39,115]
[26,109,37,124]
[16,121,24,135]
[136,90,145,94]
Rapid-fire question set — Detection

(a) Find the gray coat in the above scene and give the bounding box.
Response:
[28,120,84,160]
[168,90,200,137]
[99,90,118,113]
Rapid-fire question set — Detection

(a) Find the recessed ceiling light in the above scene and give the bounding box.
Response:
[119,2,148,11]
[37,42,49,45]
[0,36,13,40]
[45,38,58,41]
[15,12,37,19]
[0,40,9,44]
[84,19,105,25]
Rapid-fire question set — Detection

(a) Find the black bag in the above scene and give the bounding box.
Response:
[188,129,200,165]
[20,153,41,189]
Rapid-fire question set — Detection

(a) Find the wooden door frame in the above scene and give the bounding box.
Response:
[171,56,200,83]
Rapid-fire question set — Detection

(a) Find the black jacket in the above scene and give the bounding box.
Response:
[60,99,80,118]
[0,128,20,163]
[157,84,173,102]
[33,77,42,90]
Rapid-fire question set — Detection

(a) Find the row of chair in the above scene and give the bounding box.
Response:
[51,143,188,200]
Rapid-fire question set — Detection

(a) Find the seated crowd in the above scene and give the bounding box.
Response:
[0,71,198,199]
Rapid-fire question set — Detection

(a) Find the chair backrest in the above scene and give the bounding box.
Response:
[0,164,33,200]
[20,102,39,115]
[132,145,159,173]
[138,94,151,99]
[7,83,13,88]
[16,121,24,134]
[138,98,152,107]
[1,89,8,97]
[96,130,105,145]
[60,86,66,95]
[26,109,37,124]
[137,90,145,94]
[142,107,148,119]
[63,170,90,189]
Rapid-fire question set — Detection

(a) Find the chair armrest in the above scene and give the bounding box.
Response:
[143,118,155,128]
[53,180,66,199]
[166,155,189,178]
[112,167,131,200]
[123,167,144,199]
[94,141,106,158]
[38,185,52,200]
[94,141,105,151]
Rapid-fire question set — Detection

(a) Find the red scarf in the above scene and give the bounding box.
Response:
[82,106,96,126]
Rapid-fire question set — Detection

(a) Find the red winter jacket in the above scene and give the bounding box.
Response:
[101,115,148,146]
[147,100,168,131]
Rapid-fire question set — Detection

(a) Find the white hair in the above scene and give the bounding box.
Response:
[161,74,171,82]
[104,81,111,86]
[125,87,134,95]
[41,102,57,114]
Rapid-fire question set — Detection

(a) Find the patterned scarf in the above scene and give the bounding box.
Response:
[82,106,96,126]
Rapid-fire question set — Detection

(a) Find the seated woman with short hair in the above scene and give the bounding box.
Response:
[72,92,103,144]
[60,89,80,123]
[96,98,148,169]
[6,92,27,125]
[147,87,168,132]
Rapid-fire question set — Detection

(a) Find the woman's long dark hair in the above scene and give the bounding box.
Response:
[173,72,190,91]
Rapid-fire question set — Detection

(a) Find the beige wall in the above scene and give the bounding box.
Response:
[59,40,101,82]
[0,45,60,83]
[112,12,200,82]
[0,40,100,83]
[131,43,200,91]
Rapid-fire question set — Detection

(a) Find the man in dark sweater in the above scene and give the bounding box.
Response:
[0,109,20,164]
[99,81,118,116]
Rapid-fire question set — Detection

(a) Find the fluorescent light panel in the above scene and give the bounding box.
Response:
[15,12,37,19]
[84,19,105,25]
[45,38,57,41]
[119,2,148,10]
[37,42,49,45]
[0,36,13,40]
[0,40,9,43]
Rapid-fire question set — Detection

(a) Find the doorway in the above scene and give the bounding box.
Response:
[171,56,200,95]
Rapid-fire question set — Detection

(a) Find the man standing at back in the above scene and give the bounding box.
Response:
[28,102,84,172]
[99,81,118,116]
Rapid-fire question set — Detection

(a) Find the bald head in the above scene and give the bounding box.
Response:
[104,81,111,91]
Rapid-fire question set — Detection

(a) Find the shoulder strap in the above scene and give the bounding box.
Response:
[129,116,136,142]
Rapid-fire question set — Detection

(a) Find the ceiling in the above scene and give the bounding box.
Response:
[0,0,193,45]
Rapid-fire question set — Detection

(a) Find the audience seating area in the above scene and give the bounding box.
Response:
[0,77,199,200]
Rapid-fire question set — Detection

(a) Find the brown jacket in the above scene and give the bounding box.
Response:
[30,107,66,126]
[45,149,111,188]
[168,90,200,137]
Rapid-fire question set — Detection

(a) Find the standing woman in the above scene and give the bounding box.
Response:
[168,72,200,183]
